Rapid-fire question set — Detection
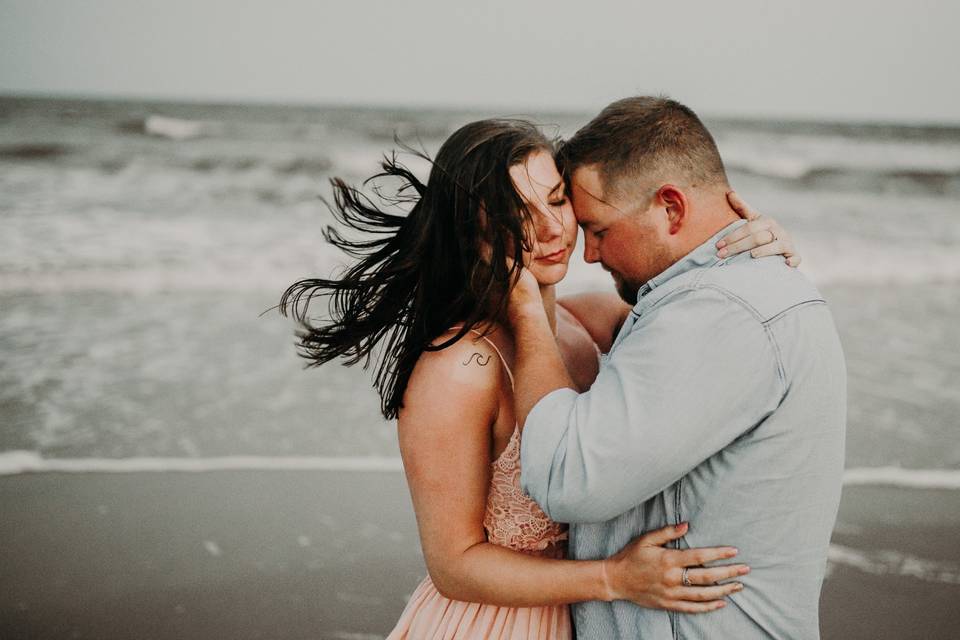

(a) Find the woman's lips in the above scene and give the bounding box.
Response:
[536,248,567,263]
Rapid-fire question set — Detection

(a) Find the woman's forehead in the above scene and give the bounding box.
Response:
[509,150,563,199]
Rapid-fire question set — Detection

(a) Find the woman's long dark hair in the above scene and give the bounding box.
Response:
[279,119,553,419]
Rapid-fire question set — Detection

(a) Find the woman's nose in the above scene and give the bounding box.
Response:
[536,212,563,240]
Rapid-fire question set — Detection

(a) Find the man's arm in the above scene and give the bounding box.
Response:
[516,287,785,524]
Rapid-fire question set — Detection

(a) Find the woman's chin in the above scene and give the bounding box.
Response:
[531,262,569,287]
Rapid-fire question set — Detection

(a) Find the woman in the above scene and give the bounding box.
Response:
[279,119,797,638]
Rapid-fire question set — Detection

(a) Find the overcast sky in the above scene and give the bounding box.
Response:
[1,0,958,124]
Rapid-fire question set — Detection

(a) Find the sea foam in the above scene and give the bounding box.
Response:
[843,466,960,490]
[2,450,958,490]
[721,132,960,181]
[828,543,960,584]
[0,450,402,475]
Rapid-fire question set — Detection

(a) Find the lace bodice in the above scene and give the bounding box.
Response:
[447,326,568,555]
[482,425,567,554]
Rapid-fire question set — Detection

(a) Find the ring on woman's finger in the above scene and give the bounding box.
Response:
[768,229,778,243]
[682,567,692,587]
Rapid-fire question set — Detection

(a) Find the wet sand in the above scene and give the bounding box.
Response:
[2,470,959,639]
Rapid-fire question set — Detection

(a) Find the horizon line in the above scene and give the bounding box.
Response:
[3,89,959,130]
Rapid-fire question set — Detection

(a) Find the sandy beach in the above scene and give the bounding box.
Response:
[0,468,422,639]
[2,468,959,640]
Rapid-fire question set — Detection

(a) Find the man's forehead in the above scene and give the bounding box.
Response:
[570,165,605,196]
[570,166,616,220]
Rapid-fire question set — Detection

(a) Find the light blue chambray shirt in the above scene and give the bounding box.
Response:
[520,220,847,639]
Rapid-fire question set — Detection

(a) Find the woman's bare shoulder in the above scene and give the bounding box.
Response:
[397,328,504,479]
[402,326,506,416]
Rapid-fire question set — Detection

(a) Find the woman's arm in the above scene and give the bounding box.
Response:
[399,333,603,606]
[398,332,746,610]
[718,191,801,266]
[557,293,631,354]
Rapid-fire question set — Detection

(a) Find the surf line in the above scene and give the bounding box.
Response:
[842,466,960,490]
[0,451,402,475]
[2,451,960,489]
[828,543,960,585]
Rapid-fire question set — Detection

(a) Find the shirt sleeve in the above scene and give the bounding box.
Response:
[519,287,785,524]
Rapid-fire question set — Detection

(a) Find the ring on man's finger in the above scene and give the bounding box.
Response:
[682,567,692,587]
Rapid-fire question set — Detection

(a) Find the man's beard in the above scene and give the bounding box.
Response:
[612,272,641,305]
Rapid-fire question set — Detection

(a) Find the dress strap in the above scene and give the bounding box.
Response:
[448,326,515,389]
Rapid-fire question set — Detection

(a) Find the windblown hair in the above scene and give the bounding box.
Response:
[557,96,729,200]
[279,119,552,419]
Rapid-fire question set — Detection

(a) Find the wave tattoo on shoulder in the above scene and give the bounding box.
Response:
[462,352,492,367]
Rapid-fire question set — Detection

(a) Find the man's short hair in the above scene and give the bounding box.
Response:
[558,96,729,201]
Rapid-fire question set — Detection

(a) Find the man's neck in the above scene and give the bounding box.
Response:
[671,195,740,261]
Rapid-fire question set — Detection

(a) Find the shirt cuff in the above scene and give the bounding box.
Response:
[519,387,580,516]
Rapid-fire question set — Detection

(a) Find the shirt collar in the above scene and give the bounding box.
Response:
[634,219,748,302]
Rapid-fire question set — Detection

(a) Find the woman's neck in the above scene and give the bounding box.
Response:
[540,283,558,337]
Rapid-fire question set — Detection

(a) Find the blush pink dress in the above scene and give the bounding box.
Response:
[385,331,572,639]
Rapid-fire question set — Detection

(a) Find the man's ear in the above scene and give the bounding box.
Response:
[655,185,687,235]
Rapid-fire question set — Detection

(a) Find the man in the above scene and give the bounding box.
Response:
[509,97,847,638]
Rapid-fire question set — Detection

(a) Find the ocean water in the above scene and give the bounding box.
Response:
[2,96,958,470]
[2,96,960,623]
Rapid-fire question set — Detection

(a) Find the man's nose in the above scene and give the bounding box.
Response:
[583,238,600,263]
